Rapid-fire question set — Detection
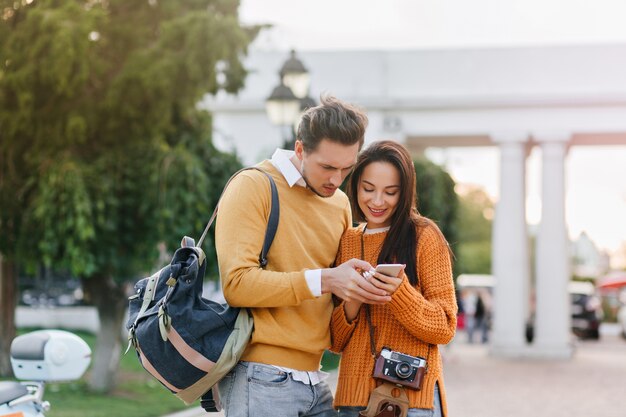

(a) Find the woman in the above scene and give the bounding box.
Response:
[330,140,457,417]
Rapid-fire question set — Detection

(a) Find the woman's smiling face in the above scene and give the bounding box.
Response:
[357,161,401,229]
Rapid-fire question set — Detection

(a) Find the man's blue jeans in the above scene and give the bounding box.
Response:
[337,383,442,417]
[217,361,337,417]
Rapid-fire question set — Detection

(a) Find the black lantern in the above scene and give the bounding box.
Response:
[265,50,317,149]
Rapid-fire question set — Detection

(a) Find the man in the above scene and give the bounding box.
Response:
[215,96,390,417]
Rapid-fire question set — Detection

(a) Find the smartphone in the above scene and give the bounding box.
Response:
[375,263,405,277]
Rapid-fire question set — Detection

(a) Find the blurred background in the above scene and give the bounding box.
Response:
[1,1,626,416]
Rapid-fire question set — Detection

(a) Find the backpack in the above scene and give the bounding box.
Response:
[126,167,279,411]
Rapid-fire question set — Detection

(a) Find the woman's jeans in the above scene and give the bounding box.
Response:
[337,383,442,417]
[217,361,337,417]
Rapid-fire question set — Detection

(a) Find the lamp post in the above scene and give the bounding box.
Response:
[265,50,316,149]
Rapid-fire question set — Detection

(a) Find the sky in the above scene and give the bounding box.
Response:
[240,0,626,51]
[238,0,626,267]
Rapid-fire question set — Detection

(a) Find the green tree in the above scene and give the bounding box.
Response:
[456,185,493,274]
[0,0,252,389]
[0,256,17,376]
[413,156,460,274]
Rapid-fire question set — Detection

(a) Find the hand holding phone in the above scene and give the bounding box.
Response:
[375,263,405,278]
[364,264,405,297]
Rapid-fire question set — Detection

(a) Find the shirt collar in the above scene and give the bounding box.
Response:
[270,149,306,188]
[363,225,391,235]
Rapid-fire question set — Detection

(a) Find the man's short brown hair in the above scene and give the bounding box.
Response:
[296,95,368,152]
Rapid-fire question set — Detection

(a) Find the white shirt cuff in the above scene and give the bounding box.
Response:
[305,269,322,297]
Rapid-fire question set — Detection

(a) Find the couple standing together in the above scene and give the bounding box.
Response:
[215,96,458,417]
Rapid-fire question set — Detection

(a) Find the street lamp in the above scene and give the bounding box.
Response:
[280,50,311,100]
[265,50,316,149]
[265,80,300,128]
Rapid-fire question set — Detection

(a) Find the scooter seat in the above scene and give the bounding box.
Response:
[0,381,28,404]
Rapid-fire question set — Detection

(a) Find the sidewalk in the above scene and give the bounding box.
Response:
[443,327,626,417]
[163,325,626,417]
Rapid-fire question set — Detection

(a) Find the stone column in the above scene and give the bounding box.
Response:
[490,133,531,357]
[533,134,573,358]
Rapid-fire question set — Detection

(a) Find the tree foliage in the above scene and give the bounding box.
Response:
[413,156,460,273]
[456,186,493,274]
[0,0,252,386]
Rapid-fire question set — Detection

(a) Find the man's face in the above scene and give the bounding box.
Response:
[295,138,360,198]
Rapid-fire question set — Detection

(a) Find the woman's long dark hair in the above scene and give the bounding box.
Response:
[346,140,428,286]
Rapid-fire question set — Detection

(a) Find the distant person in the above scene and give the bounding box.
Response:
[456,289,466,333]
[465,290,489,344]
[215,96,390,417]
[462,290,476,343]
[473,292,489,344]
[330,141,458,417]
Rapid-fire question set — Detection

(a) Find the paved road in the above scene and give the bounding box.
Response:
[164,324,626,417]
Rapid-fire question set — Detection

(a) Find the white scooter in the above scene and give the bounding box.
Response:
[0,330,91,417]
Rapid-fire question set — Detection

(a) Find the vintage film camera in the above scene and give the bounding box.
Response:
[372,347,427,390]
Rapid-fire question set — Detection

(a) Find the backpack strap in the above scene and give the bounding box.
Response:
[200,387,221,413]
[125,271,162,354]
[196,167,279,268]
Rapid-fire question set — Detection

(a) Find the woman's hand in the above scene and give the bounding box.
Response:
[364,268,404,296]
[322,259,391,304]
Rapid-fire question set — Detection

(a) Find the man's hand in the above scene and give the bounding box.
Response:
[321,258,391,304]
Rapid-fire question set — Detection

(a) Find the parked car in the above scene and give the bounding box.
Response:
[526,281,602,341]
[569,281,603,339]
[456,275,602,341]
[18,268,84,307]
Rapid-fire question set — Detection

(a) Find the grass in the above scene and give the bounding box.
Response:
[12,329,340,417]
[321,350,340,372]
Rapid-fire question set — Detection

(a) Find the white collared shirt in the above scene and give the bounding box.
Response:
[270,148,307,188]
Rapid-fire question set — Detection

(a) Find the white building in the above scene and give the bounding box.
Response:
[571,232,611,279]
[201,44,626,359]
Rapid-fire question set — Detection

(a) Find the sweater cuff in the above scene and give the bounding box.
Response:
[333,302,359,330]
[293,270,317,301]
[330,302,358,350]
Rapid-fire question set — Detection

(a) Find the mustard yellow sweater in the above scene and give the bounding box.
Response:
[330,221,457,415]
[215,160,352,371]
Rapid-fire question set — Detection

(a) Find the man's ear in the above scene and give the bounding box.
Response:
[294,140,304,160]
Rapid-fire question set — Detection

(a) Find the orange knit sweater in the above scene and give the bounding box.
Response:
[330,220,457,416]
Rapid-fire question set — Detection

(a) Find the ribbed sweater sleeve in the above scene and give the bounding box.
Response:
[388,224,457,344]
[215,171,314,308]
[330,300,359,353]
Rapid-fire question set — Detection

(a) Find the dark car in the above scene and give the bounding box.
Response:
[526,281,603,342]
[569,281,603,339]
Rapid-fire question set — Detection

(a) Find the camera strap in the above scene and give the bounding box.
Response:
[360,225,378,358]
[360,226,432,369]
[365,304,377,358]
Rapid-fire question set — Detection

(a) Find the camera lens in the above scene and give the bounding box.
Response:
[395,361,412,379]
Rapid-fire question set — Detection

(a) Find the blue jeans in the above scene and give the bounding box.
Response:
[337,383,442,417]
[217,361,337,417]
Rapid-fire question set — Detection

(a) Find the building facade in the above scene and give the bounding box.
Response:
[201,44,626,358]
